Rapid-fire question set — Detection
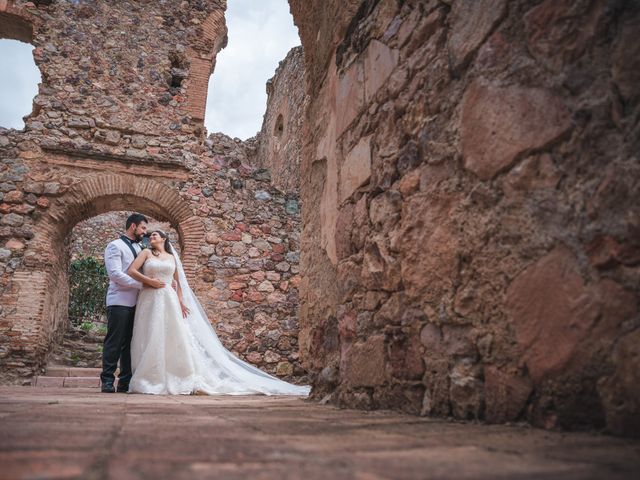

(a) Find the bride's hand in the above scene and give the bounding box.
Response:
[147,278,165,289]
[180,302,190,318]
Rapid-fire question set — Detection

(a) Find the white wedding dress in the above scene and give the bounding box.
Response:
[129,250,310,396]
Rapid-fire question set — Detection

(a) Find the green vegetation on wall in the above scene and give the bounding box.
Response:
[68,256,108,327]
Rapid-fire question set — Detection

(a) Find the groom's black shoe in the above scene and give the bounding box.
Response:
[116,383,129,393]
[101,382,115,393]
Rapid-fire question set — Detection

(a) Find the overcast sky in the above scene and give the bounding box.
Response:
[0,0,300,139]
[205,0,300,139]
[0,40,40,130]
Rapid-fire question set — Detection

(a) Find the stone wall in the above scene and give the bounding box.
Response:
[0,0,304,384]
[2,0,639,438]
[193,132,304,380]
[255,46,306,194]
[289,0,640,436]
[62,135,304,380]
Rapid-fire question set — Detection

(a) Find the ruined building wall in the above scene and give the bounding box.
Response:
[183,133,304,380]
[3,0,639,437]
[0,0,304,383]
[289,0,640,436]
[255,46,307,194]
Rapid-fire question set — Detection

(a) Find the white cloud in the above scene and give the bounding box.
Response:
[0,39,41,130]
[204,0,300,140]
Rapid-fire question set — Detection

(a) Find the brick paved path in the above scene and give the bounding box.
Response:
[0,387,639,479]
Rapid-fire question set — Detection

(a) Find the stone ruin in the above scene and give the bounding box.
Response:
[0,0,638,438]
[0,0,306,384]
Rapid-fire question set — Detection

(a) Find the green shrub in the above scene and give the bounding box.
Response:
[79,322,94,332]
[68,256,108,328]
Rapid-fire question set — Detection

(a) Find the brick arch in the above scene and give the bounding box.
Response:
[8,174,205,378]
[39,174,205,278]
[185,9,227,124]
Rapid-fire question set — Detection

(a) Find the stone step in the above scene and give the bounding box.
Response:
[44,366,103,377]
[32,376,101,388]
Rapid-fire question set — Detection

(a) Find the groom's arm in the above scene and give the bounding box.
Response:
[104,243,143,289]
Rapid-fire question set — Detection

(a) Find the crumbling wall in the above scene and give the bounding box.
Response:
[0,0,304,384]
[255,46,306,195]
[2,0,639,437]
[289,0,640,436]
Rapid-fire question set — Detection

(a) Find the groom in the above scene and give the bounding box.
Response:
[100,213,148,393]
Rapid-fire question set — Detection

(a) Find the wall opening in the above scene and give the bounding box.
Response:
[203,0,301,139]
[274,113,284,138]
[5,174,206,377]
[168,52,188,93]
[0,38,40,130]
[48,211,180,369]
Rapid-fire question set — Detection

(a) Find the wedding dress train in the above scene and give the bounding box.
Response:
[129,252,310,396]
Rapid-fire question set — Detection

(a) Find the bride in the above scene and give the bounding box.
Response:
[126,230,310,396]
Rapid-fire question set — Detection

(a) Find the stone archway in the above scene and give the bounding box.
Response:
[38,174,204,276]
[0,0,307,387]
[8,174,205,379]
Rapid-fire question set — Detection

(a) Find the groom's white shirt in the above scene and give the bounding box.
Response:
[104,238,143,307]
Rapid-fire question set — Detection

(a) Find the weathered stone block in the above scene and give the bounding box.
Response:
[257,280,275,293]
[276,361,294,376]
[23,182,44,194]
[341,335,387,387]
[68,117,95,129]
[43,182,61,195]
[104,130,122,145]
[368,190,401,229]
[1,213,24,227]
[460,81,571,180]
[388,331,424,381]
[363,40,399,102]
[524,0,608,72]
[449,358,483,420]
[598,329,640,438]
[361,237,401,291]
[393,193,459,302]
[612,10,640,103]
[448,0,508,75]
[336,60,365,137]
[339,135,372,203]
[484,366,533,423]
[506,246,636,383]
[3,191,24,204]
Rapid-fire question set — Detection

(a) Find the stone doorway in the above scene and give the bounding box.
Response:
[45,211,181,370]
[11,173,205,380]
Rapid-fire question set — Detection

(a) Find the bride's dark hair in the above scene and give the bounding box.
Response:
[151,230,173,255]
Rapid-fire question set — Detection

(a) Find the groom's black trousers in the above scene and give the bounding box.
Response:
[100,305,135,386]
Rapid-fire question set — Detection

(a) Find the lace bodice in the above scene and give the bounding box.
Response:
[142,256,175,284]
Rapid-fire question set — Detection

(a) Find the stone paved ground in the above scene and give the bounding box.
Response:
[0,387,639,480]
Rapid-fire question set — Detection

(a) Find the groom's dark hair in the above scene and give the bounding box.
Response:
[126,213,148,229]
